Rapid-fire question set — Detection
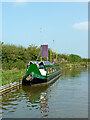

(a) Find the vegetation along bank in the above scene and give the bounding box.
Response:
[1,43,89,86]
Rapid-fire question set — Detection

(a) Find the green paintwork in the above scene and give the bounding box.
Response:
[33,74,47,79]
[47,70,60,78]
[24,62,60,80]
[25,64,41,75]
[24,64,47,79]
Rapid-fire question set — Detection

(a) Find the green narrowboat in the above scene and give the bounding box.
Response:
[22,61,61,85]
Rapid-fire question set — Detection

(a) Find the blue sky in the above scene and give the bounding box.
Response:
[2,2,88,58]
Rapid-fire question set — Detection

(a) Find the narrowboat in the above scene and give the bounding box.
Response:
[22,61,61,85]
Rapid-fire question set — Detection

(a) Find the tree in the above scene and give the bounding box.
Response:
[69,54,82,63]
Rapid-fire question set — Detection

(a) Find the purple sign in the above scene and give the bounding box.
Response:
[41,45,48,57]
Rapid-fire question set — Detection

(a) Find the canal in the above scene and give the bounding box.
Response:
[1,67,88,118]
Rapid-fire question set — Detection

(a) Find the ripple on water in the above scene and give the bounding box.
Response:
[1,68,88,118]
[8,110,15,113]
[8,98,17,101]
[7,105,13,108]
[12,107,17,110]
[2,106,9,111]
[31,104,38,108]
[34,101,39,103]
[8,101,18,105]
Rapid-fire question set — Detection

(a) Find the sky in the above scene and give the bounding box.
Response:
[1,2,88,58]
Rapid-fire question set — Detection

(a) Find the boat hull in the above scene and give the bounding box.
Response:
[22,61,61,86]
[22,71,61,85]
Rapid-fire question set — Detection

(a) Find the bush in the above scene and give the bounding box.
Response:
[69,54,82,63]
[1,43,88,70]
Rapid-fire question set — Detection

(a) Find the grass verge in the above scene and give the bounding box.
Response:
[1,61,88,86]
[1,68,26,86]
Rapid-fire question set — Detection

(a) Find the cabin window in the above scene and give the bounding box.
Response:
[39,66,44,69]
[52,68,55,72]
[50,68,52,73]
[47,68,50,74]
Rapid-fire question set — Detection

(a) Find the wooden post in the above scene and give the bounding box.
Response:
[41,57,42,61]
[56,49,57,63]
[50,49,52,63]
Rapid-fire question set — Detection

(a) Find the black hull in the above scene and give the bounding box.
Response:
[22,72,61,86]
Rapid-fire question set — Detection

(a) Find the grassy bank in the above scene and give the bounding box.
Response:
[60,62,88,69]
[1,43,89,86]
[1,61,88,87]
[1,69,26,86]
[2,44,89,71]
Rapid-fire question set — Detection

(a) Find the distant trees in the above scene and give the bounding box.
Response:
[68,54,82,63]
[57,54,82,63]
[1,43,88,70]
[2,44,40,70]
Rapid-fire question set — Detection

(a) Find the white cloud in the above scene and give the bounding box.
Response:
[73,21,88,30]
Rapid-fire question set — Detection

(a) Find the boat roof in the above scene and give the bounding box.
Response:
[28,61,52,65]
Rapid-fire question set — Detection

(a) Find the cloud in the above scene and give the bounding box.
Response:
[73,21,88,30]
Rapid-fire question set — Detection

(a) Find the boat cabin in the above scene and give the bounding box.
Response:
[26,61,60,75]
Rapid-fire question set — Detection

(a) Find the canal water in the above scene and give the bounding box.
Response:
[1,67,88,118]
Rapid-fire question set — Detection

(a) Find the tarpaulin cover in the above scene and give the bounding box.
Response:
[41,45,48,57]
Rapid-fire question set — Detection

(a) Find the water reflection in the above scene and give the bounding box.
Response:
[22,85,49,118]
[1,67,88,118]
[2,80,56,118]
[40,92,49,118]
[2,88,23,114]
[61,67,87,79]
